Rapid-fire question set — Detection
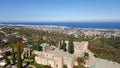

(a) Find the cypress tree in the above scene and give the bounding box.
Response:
[59,39,67,51]
[62,39,67,52]
[59,40,62,49]
[68,39,74,54]
[62,39,65,49]
[63,43,67,52]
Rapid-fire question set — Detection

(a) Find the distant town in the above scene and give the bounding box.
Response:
[0,24,120,68]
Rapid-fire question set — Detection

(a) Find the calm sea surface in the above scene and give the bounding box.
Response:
[0,22,120,29]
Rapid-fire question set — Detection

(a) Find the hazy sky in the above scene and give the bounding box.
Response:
[0,0,120,22]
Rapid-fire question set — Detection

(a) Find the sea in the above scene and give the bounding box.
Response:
[0,22,120,29]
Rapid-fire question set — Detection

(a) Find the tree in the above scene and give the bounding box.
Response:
[4,52,11,65]
[63,65,67,68]
[83,52,89,60]
[61,40,64,49]
[15,42,25,68]
[16,45,22,68]
[59,39,67,51]
[11,47,16,64]
[68,39,74,54]
[63,43,67,52]
[76,57,85,65]
[85,52,89,57]
[59,40,62,49]
[62,39,67,52]
[32,41,42,51]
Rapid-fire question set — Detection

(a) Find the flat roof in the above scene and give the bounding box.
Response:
[37,54,54,61]
[0,62,6,66]
[0,55,3,58]
[46,49,74,58]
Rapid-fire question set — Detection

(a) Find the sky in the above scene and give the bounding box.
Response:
[0,0,120,22]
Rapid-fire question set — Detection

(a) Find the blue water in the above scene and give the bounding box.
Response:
[0,22,120,29]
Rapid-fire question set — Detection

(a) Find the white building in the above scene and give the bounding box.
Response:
[0,55,6,67]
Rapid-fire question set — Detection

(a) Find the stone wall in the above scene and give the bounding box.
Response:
[35,51,74,68]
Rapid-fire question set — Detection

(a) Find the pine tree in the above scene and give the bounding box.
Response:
[68,39,74,54]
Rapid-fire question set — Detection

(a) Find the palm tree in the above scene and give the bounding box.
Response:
[12,42,25,68]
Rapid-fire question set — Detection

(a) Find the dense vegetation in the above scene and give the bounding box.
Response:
[1,28,120,64]
[0,28,72,46]
[88,37,120,63]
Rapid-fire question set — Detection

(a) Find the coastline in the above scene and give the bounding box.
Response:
[0,22,120,29]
